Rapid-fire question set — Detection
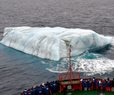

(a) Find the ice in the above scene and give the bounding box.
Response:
[0,27,112,61]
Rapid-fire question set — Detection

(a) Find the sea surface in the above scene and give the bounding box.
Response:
[0,0,114,95]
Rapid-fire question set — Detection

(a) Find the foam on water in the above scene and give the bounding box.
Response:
[47,56,114,75]
[77,58,114,75]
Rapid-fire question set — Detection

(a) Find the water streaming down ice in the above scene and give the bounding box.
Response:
[0,26,112,61]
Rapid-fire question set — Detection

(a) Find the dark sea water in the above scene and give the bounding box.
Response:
[0,0,114,95]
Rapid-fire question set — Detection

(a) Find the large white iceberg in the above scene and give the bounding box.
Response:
[0,27,112,60]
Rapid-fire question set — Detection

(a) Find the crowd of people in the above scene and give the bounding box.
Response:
[20,81,60,95]
[21,77,114,95]
[81,77,114,92]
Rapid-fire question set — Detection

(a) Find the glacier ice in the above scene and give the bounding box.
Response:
[0,27,112,61]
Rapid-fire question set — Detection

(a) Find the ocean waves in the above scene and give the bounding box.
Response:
[46,53,114,75]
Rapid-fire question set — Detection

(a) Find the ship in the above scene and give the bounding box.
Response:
[20,42,114,95]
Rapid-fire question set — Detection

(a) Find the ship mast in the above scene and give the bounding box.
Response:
[66,43,75,83]
[58,40,81,92]
[59,40,80,83]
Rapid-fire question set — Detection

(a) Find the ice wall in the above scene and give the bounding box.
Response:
[0,27,112,60]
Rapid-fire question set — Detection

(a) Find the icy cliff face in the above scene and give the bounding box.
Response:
[0,27,112,60]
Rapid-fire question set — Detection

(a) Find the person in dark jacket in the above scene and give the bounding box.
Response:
[93,77,97,90]
[55,80,60,91]
[31,87,36,95]
[112,78,114,87]
[82,79,86,91]
[106,78,111,92]
[43,86,51,95]
[112,78,114,92]
[87,79,91,90]
[35,86,43,95]
[97,80,102,91]
[63,86,67,95]
[23,89,28,95]
[102,79,107,92]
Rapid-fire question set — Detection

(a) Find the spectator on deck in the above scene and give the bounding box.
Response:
[49,81,55,94]
[87,79,91,90]
[23,89,28,95]
[43,85,51,95]
[82,79,86,91]
[63,86,67,95]
[112,78,114,92]
[93,77,97,90]
[102,79,107,92]
[31,87,36,95]
[35,86,43,95]
[97,80,102,90]
[106,78,111,92]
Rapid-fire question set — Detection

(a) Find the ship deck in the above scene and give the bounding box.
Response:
[54,90,114,95]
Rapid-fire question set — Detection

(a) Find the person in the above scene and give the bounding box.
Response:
[92,77,97,90]
[63,86,67,95]
[35,86,43,95]
[102,79,106,92]
[49,81,55,94]
[27,89,32,95]
[23,89,28,95]
[84,80,88,91]
[23,89,32,95]
[106,78,111,92]
[52,81,57,92]
[87,79,92,90]
[45,81,52,95]
[55,80,60,91]
[43,85,51,95]
[97,80,102,91]
[82,79,86,91]
[31,87,36,95]
[111,78,114,92]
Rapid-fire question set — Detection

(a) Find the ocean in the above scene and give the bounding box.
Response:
[0,0,114,95]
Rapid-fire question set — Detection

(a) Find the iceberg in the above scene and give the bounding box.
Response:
[0,27,112,61]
